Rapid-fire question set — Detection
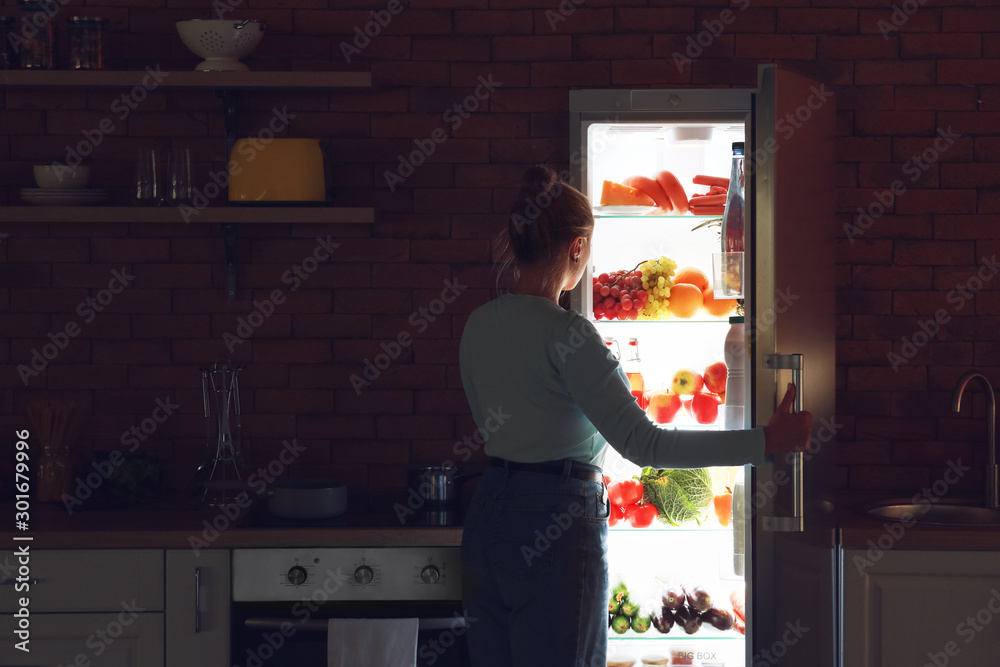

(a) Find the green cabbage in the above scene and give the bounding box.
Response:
[638,467,713,527]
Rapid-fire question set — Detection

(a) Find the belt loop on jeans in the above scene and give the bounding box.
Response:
[561,459,571,482]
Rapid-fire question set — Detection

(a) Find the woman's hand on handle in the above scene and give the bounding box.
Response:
[763,383,812,455]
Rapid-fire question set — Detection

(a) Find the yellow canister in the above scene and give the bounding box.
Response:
[228,138,325,204]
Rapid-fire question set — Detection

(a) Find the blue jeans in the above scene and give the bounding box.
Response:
[461,462,610,667]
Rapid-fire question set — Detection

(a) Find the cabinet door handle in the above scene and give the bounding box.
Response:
[194,567,202,633]
[762,353,805,532]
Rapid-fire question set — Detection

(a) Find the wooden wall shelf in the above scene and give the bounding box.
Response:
[0,70,372,89]
[1,206,374,224]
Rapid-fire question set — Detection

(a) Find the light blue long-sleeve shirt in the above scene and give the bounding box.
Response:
[459,293,765,469]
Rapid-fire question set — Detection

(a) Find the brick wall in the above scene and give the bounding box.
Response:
[1,0,997,504]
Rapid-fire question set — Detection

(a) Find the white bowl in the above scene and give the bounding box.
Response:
[34,165,90,189]
[176,19,266,71]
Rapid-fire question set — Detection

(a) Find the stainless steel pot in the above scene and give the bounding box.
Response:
[408,466,480,507]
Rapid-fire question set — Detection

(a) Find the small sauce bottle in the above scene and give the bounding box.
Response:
[623,337,647,410]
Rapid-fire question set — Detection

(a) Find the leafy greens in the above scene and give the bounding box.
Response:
[638,467,714,527]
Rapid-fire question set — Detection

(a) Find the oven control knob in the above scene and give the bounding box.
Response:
[420,566,440,584]
[354,565,374,585]
[287,566,308,586]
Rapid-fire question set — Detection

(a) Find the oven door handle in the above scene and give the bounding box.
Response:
[244,616,466,632]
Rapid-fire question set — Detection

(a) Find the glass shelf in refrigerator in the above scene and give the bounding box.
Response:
[594,213,724,220]
[609,526,732,534]
[608,633,745,642]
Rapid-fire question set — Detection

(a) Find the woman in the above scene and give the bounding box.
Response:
[459,166,810,667]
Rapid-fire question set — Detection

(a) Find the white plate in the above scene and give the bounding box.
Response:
[21,189,108,206]
[594,205,660,217]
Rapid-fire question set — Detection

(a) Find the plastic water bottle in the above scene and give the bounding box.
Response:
[723,316,745,430]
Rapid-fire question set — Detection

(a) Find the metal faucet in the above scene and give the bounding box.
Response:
[951,371,999,510]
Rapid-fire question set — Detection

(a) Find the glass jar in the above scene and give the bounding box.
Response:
[35,446,76,502]
[68,16,108,70]
[0,17,16,69]
[17,0,56,69]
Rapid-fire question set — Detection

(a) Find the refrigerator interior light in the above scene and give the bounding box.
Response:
[672,125,714,142]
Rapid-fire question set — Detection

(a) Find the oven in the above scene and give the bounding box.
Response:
[231,547,469,667]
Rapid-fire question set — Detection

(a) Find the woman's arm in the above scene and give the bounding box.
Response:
[555,314,810,468]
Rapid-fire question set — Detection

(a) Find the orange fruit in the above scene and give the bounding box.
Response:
[702,286,737,317]
[667,283,703,318]
[673,266,710,292]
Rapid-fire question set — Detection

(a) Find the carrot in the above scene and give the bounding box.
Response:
[655,170,688,213]
[693,175,730,188]
[689,194,726,206]
[709,185,728,195]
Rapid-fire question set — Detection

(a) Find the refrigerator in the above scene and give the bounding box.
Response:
[569,65,838,667]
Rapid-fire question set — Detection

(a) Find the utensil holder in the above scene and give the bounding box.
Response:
[197,363,251,507]
[36,446,75,502]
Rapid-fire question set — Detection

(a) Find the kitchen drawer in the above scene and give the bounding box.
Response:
[0,549,164,612]
[0,612,164,666]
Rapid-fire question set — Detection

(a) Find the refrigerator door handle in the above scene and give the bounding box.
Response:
[761,353,804,532]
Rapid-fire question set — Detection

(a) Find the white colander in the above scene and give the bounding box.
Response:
[175,19,266,71]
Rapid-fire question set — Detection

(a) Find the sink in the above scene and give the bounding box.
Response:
[865,501,1000,526]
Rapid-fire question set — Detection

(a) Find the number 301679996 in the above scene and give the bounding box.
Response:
[14,430,30,527]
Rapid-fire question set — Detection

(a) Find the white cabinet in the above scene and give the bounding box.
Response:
[0,549,164,666]
[0,612,164,666]
[165,550,230,667]
[842,549,1000,667]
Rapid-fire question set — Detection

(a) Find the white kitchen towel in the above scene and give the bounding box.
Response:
[327,618,418,667]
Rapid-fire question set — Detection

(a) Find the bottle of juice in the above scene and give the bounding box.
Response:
[623,337,648,410]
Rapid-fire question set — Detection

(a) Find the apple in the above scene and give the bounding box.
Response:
[646,391,682,424]
[703,361,728,395]
[671,369,704,395]
[691,392,722,424]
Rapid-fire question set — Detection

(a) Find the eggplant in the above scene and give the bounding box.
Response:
[609,595,621,614]
[702,607,735,631]
[685,585,712,613]
[651,608,675,634]
[675,606,703,635]
[661,585,685,610]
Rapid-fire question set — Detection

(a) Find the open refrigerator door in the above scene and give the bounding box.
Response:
[571,106,753,667]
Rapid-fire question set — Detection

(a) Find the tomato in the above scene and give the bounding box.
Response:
[628,503,658,528]
[608,504,626,527]
[608,480,643,507]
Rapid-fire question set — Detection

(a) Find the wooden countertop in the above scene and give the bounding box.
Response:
[0,502,462,550]
[836,494,1000,550]
[5,497,995,551]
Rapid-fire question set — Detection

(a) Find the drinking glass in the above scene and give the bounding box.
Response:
[133,147,163,206]
[168,146,194,206]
